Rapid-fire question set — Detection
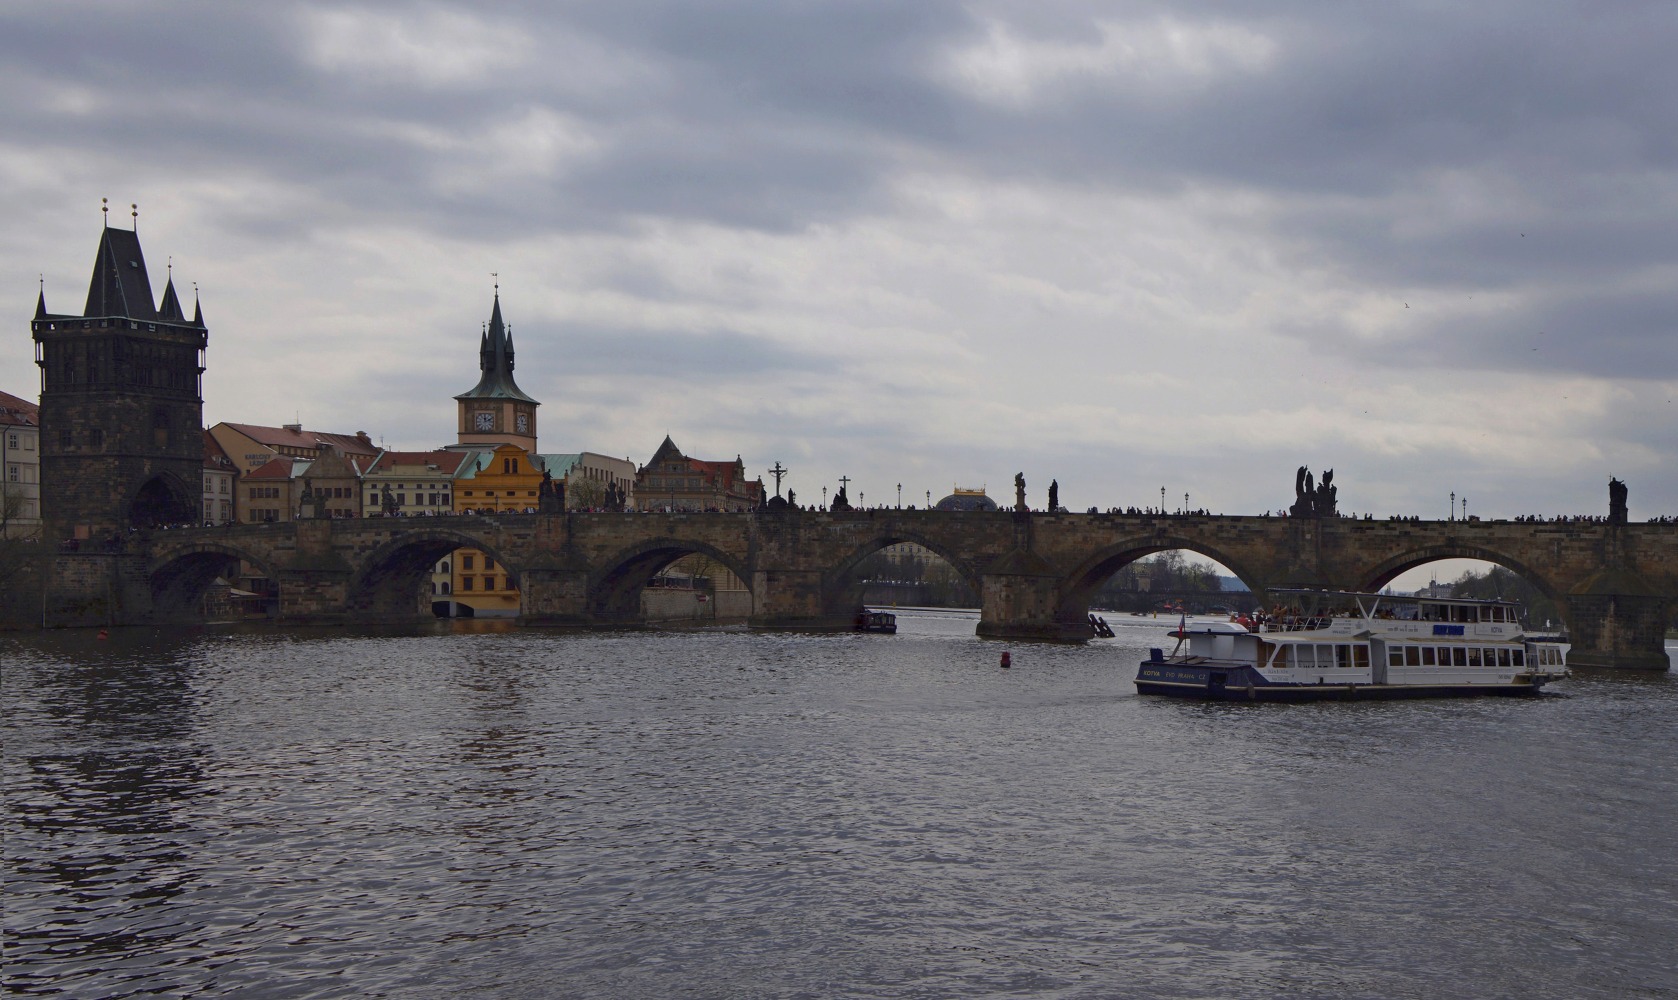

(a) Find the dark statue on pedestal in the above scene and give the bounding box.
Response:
[1609,477,1628,525]
[538,469,564,513]
[1290,466,1338,518]
[1014,472,1026,512]
[1048,479,1059,513]
[831,486,850,511]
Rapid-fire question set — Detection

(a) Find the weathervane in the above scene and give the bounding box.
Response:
[101,197,108,226]
[768,461,787,498]
[131,203,138,230]
[491,271,499,293]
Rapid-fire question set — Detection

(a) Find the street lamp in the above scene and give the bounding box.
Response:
[822,485,828,509]
[1450,491,1455,521]
[1160,486,1165,513]
[897,483,901,509]
[925,489,931,508]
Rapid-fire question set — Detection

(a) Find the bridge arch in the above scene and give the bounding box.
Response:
[348,528,521,618]
[1054,535,1268,621]
[822,531,986,616]
[146,540,280,622]
[1357,543,1571,630]
[589,537,755,622]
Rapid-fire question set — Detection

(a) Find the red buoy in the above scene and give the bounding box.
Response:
[1000,651,1011,668]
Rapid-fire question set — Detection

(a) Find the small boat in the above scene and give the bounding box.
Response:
[1135,590,1568,701]
[855,609,897,634]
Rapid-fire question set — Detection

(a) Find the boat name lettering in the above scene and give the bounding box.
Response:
[1432,624,1465,636]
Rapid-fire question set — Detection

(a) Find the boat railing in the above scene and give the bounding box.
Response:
[1254,616,1333,633]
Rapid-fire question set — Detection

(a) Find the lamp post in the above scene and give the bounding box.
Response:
[897,483,901,509]
[1463,497,1468,521]
[1450,491,1455,521]
[925,489,931,508]
[1185,492,1190,514]
[822,485,827,509]
[1160,486,1165,513]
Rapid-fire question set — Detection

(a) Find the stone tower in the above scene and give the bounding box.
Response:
[454,291,539,453]
[32,221,207,540]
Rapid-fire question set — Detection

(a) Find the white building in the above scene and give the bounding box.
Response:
[1,389,41,539]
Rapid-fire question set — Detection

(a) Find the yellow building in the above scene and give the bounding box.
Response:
[449,444,541,615]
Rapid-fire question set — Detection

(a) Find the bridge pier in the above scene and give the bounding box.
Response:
[518,567,599,626]
[1564,591,1672,672]
[43,551,150,627]
[976,553,1089,643]
[748,568,854,631]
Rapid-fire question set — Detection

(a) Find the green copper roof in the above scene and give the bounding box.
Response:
[454,293,539,404]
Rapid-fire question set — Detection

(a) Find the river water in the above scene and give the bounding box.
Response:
[4,612,1676,999]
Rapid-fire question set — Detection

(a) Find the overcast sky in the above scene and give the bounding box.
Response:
[5,2,1675,567]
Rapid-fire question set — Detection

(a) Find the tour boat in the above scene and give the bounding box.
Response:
[855,609,898,634]
[1134,590,1569,701]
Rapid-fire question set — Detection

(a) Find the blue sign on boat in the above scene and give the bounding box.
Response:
[1433,624,1465,636]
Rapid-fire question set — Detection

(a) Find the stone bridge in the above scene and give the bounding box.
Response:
[49,509,1677,670]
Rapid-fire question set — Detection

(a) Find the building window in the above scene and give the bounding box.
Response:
[6,433,15,449]
[462,577,474,591]
[485,558,495,571]
[463,555,475,570]
[483,576,495,591]
[6,465,16,482]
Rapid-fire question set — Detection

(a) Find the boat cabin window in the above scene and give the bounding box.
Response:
[1511,649,1524,666]
[1421,647,1437,666]
[1420,604,1445,622]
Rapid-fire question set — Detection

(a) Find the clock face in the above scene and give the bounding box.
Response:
[474,411,494,431]
[516,413,529,433]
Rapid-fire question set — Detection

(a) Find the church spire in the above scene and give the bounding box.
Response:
[35,277,47,321]
[454,288,538,405]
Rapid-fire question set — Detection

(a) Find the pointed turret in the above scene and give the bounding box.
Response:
[192,292,204,328]
[455,291,538,404]
[158,277,184,321]
[82,226,157,320]
[35,285,48,321]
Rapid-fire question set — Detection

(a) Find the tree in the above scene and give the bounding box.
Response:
[1448,566,1560,628]
[0,483,30,539]
[567,475,606,510]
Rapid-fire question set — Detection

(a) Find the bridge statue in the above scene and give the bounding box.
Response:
[1290,466,1338,517]
[1015,472,1026,513]
[1609,477,1629,525]
[1048,480,1059,514]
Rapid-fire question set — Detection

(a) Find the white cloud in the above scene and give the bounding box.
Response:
[939,15,1278,108]
[299,5,532,88]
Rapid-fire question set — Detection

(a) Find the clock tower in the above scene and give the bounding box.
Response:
[454,291,538,452]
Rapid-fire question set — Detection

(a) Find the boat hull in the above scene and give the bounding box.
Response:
[1135,662,1555,702]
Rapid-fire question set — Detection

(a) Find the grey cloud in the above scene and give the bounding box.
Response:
[517,324,837,380]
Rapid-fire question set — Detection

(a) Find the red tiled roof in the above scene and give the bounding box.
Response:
[365,451,470,476]
[203,429,236,469]
[247,457,306,480]
[223,422,378,455]
[0,389,39,426]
